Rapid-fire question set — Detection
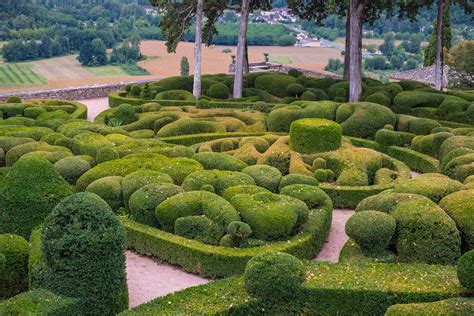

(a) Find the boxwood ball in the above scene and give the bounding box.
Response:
[290,118,342,154]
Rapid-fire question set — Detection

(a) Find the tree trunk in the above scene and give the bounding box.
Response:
[348,0,365,102]
[343,13,350,80]
[233,0,250,98]
[193,0,204,98]
[434,0,444,91]
[244,37,249,74]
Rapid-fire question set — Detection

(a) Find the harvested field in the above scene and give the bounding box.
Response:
[1,40,341,93]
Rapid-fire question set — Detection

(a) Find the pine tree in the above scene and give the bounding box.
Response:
[180,56,190,76]
[424,1,452,66]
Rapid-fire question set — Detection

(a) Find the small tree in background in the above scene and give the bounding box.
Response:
[448,40,474,89]
[180,56,190,76]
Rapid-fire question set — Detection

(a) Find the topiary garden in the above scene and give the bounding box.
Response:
[1,72,473,314]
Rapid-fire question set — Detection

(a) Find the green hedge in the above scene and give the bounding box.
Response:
[382,145,439,173]
[121,261,472,315]
[0,289,81,316]
[158,132,271,146]
[120,204,331,278]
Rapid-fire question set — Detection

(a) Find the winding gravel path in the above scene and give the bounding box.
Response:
[126,251,209,308]
[315,209,355,263]
[76,97,109,121]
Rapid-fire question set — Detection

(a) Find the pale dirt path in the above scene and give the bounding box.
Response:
[315,209,355,263]
[126,251,209,308]
[76,97,110,121]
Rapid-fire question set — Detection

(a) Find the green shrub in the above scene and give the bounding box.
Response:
[279,174,319,191]
[142,102,161,112]
[392,91,447,114]
[42,192,128,315]
[24,106,47,119]
[208,83,230,99]
[155,90,195,101]
[345,211,396,256]
[288,69,302,78]
[411,132,454,158]
[155,75,193,91]
[193,152,247,171]
[53,156,92,184]
[365,92,391,106]
[255,74,296,98]
[397,80,430,90]
[6,96,21,103]
[157,118,225,137]
[392,174,464,203]
[301,91,316,101]
[96,147,119,164]
[357,193,462,264]
[129,183,183,226]
[85,176,123,211]
[280,184,332,212]
[439,190,474,251]
[222,185,270,201]
[0,156,73,239]
[241,165,282,192]
[230,192,308,241]
[244,251,305,301]
[226,221,253,247]
[122,170,174,208]
[155,190,240,232]
[0,234,29,299]
[306,77,335,90]
[335,102,397,139]
[328,81,349,101]
[174,215,224,245]
[408,118,441,135]
[0,289,81,315]
[375,129,415,147]
[286,84,305,97]
[182,169,255,195]
[457,250,474,289]
[290,118,342,153]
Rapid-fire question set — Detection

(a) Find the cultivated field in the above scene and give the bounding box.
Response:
[0,64,46,87]
[0,40,342,93]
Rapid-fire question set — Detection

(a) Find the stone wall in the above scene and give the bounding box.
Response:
[0,79,155,102]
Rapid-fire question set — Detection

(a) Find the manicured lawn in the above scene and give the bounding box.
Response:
[269,55,292,64]
[84,65,130,77]
[0,63,46,86]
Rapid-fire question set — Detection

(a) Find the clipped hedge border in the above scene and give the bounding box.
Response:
[36,99,88,120]
[109,92,276,110]
[319,154,411,209]
[0,289,81,316]
[120,206,331,278]
[158,132,283,146]
[121,261,472,315]
[383,146,439,173]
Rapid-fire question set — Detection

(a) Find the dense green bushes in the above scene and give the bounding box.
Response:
[0,156,73,239]
[255,74,296,98]
[0,234,29,299]
[244,252,305,301]
[289,118,342,153]
[42,192,128,315]
[457,250,474,289]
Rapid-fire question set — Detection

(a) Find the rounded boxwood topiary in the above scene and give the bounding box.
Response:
[155,90,195,101]
[345,210,396,256]
[193,152,247,171]
[129,183,184,226]
[0,234,29,299]
[6,96,21,103]
[278,174,319,191]
[288,69,302,78]
[301,91,317,101]
[96,147,119,164]
[54,156,91,185]
[286,84,305,97]
[0,156,73,239]
[174,215,224,245]
[41,192,128,315]
[207,83,230,99]
[244,251,305,301]
[290,118,342,154]
[85,176,123,211]
[241,165,282,192]
[457,250,474,289]
[122,170,174,208]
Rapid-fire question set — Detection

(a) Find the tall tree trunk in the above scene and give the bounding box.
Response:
[193,0,203,98]
[434,0,444,91]
[233,0,250,98]
[244,37,249,74]
[343,13,350,80]
[348,0,365,102]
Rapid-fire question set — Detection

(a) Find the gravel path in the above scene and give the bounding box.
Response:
[126,251,209,308]
[76,97,110,121]
[315,209,355,263]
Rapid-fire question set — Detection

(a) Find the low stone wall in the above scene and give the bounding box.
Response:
[0,79,156,102]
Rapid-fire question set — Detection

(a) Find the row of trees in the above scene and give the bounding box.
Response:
[77,39,143,67]
[153,0,471,101]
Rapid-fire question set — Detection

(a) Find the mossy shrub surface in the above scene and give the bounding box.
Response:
[289,118,342,154]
